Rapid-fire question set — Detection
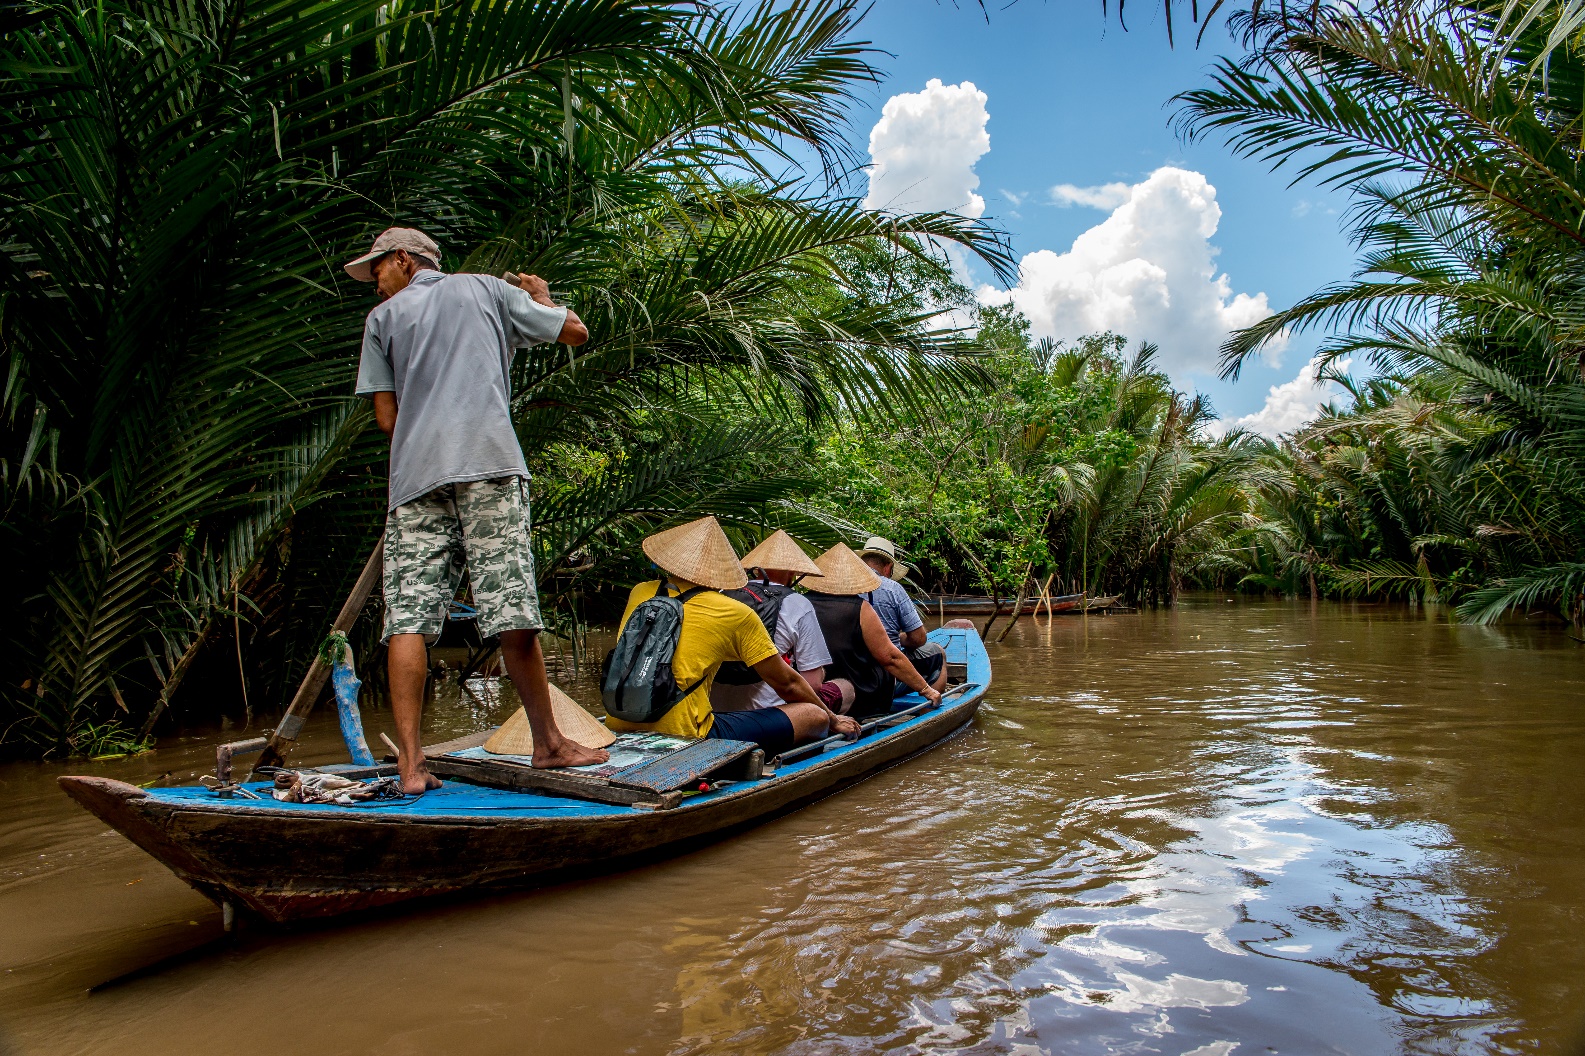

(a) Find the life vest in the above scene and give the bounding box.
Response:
[714,581,796,686]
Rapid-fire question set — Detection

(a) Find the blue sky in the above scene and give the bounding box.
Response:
[829,0,1361,427]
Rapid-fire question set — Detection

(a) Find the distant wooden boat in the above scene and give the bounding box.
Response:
[914,592,1084,617]
[59,627,990,926]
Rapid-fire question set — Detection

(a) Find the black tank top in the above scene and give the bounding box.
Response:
[808,593,895,717]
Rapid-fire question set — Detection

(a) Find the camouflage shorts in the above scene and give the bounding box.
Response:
[382,476,544,642]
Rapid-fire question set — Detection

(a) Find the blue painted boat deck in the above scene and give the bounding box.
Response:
[143,628,986,821]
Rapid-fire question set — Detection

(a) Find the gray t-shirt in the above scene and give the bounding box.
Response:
[710,590,832,711]
[355,270,568,510]
[866,575,924,648]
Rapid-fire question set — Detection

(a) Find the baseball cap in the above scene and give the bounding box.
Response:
[343,227,442,282]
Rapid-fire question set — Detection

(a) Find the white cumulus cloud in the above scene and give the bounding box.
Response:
[981,167,1284,378]
[1215,354,1349,437]
[1051,181,1132,210]
[864,79,990,218]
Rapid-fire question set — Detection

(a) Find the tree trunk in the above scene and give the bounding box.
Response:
[980,585,1002,640]
[996,563,1037,643]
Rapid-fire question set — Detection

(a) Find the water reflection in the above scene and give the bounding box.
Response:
[1,599,1582,1055]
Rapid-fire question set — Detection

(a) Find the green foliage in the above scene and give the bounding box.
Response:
[801,280,1254,605]
[0,0,1008,756]
[70,722,153,761]
[1176,0,1585,627]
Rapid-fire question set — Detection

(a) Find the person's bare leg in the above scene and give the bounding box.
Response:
[388,633,443,794]
[498,629,611,769]
[776,701,831,743]
[931,664,948,693]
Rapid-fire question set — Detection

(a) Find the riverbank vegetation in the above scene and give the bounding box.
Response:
[6,0,1584,758]
[799,302,1259,608]
[1178,0,1585,627]
[777,0,1585,628]
[0,0,1007,756]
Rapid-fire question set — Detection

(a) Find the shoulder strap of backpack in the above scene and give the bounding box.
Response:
[761,587,791,637]
[666,585,715,701]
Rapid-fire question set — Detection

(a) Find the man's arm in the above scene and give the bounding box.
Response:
[890,587,927,649]
[372,391,398,438]
[753,653,822,707]
[753,654,860,735]
[860,603,942,705]
[510,273,588,346]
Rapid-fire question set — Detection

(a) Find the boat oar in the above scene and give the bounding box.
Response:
[774,682,979,766]
[251,536,384,775]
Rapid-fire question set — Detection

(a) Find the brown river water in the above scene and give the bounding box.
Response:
[2,598,1583,1055]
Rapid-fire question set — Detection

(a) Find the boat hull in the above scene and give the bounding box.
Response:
[60,628,989,925]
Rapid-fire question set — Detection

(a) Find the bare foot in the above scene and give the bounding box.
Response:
[533,738,610,769]
[398,759,444,795]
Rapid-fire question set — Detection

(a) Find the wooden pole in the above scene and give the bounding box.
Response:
[253,536,384,772]
[1035,573,1055,617]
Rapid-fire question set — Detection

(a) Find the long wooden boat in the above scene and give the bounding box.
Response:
[59,626,990,925]
[914,592,1084,617]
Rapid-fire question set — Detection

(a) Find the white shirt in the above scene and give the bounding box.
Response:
[710,590,832,711]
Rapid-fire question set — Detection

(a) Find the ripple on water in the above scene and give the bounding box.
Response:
[658,603,1584,1055]
[2,600,1583,1056]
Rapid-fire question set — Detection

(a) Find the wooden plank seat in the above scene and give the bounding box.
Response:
[607,738,761,793]
[425,755,684,810]
[419,735,763,811]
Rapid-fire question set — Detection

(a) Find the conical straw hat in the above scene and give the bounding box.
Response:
[641,515,747,590]
[739,529,823,577]
[804,542,884,595]
[483,683,616,756]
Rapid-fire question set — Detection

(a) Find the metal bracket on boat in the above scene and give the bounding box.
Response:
[212,736,269,796]
[200,776,261,800]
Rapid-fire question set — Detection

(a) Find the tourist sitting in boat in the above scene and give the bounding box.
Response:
[857,537,949,696]
[806,543,945,719]
[605,516,861,755]
[711,529,854,716]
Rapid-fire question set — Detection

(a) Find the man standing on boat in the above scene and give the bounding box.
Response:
[347,227,609,793]
[857,538,949,696]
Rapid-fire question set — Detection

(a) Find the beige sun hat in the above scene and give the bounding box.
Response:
[804,542,884,595]
[483,683,616,756]
[642,515,747,591]
[344,227,442,282]
[856,536,910,580]
[739,529,823,578]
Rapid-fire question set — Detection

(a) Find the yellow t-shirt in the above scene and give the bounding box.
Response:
[603,579,779,739]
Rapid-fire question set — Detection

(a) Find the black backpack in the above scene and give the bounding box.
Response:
[714,581,796,686]
[601,580,711,723]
